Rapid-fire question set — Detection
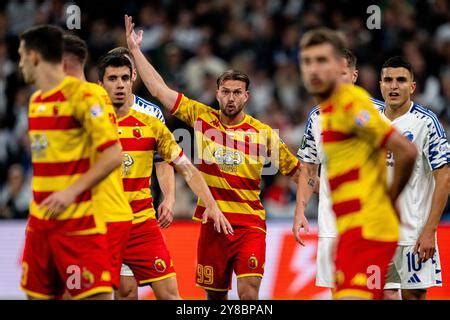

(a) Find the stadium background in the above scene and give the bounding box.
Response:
[0,0,449,299]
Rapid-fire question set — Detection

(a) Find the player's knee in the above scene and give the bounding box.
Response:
[116,283,138,300]
[206,290,228,301]
[383,289,401,300]
[237,282,259,300]
[154,287,181,300]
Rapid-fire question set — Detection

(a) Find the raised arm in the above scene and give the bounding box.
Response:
[124,15,179,111]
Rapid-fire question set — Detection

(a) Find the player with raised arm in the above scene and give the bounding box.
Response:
[19,25,123,300]
[124,15,300,300]
[380,56,449,300]
[98,52,233,300]
[299,28,417,300]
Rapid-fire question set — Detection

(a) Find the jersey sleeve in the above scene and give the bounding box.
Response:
[267,127,300,176]
[80,84,120,152]
[170,92,213,127]
[424,116,449,170]
[349,90,395,148]
[297,109,320,164]
[153,120,184,165]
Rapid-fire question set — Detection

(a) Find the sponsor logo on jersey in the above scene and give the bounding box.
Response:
[122,153,134,176]
[355,110,370,127]
[30,133,49,158]
[403,131,414,142]
[90,105,103,118]
[300,135,307,150]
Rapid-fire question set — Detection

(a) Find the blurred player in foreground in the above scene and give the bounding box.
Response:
[299,28,417,300]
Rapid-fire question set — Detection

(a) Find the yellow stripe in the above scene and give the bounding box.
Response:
[20,287,53,300]
[200,172,262,200]
[29,201,92,220]
[215,200,265,220]
[132,210,156,224]
[192,216,203,223]
[236,273,263,279]
[71,286,113,300]
[250,226,267,234]
[138,272,177,285]
[196,284,229,292]
[32,174,83,191]
[333,289,374,300]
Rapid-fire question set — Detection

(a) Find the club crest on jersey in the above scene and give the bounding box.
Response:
[154,258,167,273]
[90,105,103,118]
[248,255,258,270]
[403,131,414,142]
[133,127,143,139]
[122,153,134,176]
[82,268,95,288]
[355,110,370,127]
[214,147,243,166]
[52,105,59,116]
[30,133,49,158]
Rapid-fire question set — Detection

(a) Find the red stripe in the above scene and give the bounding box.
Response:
[208,186,264,210]
[380,127,395,148]
[171,92,183,114]
[321,104,333,113]
[129,198,154,213]
[328,168,359,191]
[333,199,361,218]
[122,177,150,192]
[226,122,260,132]
[194,206,266,230]
[29,116,81,130]
[196,119,267,157]
[199,161,261,190]
[32,91,66,103]
[33,158,90,176]
[120,137,156,151]
[286,161,301,176]
[118,115,146,127]
[33,190,91,205]
[322,130,352,142]
[97,140,118,152]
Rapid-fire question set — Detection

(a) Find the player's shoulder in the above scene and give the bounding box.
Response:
[129,108,165,130]
[243,114,273,133]
[306,105,320,123]
[340,84,371,103]
[410,102,445,135]
[370,98,385,111]
[132,95,165,123]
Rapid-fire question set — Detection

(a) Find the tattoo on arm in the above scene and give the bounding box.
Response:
[307,178,315,188]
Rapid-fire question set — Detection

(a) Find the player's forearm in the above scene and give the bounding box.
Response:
[423,167,448,233]
[129,46,178,111]
[155,161,175,202]
[176,162,216,208]
[66,143,123,197]
[295,163,318,217]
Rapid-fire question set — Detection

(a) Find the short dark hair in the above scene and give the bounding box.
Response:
[216,70,250,90]
[107,47,135,69]
[20,25,64,63]
[63,34,88,65]
[382,56,414,80]
[300,28,347,57]
[97,53,133,81]
[343,48,357,69]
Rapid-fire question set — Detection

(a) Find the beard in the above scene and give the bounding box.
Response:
[220,103,244,117]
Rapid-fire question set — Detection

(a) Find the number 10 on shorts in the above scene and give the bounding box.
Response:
[197,264,214,285]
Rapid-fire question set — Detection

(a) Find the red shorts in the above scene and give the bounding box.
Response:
[196,222,266,291]
[333,228,397,300]
[106,221,132,289]
[21,216,113,299]
[122,219,176,285]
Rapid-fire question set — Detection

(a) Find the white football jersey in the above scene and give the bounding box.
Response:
[379,102,449,245]
[297,98,385,238]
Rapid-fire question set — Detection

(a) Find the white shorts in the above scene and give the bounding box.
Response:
[384,245,442,290]
[120,263,135,277]
[316,236,336,288]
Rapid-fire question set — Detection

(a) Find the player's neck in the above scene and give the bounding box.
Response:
[314,82,341,105]
[35,63,66,93]
[220,111,245,126]
[114,94,134,118]
[384,100,412,121]
[65,67,86,81]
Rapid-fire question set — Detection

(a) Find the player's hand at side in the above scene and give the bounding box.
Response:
[124,14,143,51]
[292,212,309,246]
[414,228,436,263]
[40,189,76,219]
[202,204,234,235]
[157,198,175,229]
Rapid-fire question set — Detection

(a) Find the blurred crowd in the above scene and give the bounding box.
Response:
[0,0,449,220]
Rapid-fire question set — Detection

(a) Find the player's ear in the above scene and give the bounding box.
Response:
[31,50,39,67]
[132,68,137,82]
[410,81,416,95]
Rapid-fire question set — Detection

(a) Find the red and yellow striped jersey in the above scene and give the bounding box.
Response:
[85,83,133,223]
[171,93,300,231]
[118,108,184,224]
[28,76,119,232]
[320,84,399,242]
